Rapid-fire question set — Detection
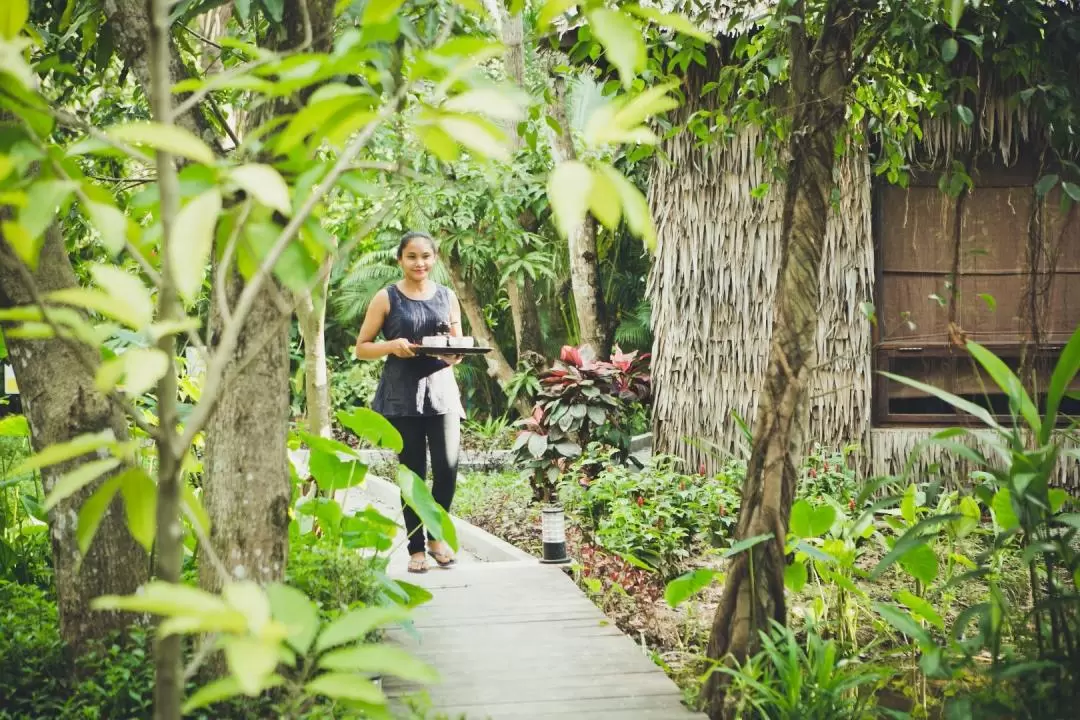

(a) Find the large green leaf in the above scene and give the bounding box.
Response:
[228,164,291,215]
[362,0,406,26]
[722,532,774,559]
[784,559,808,593]
[106,121,216,165]
[223,636,278,695]
[587,9,646,88]
[171,189,221,304]
[991,488,1019,531]
[896,589,944,630]
[0,414,29,437]
[89,265,153,327]
[336,408,402,452]
[182,675,283,714]
[76,475,124,555]
[875,602,932,647]
[0,0,29,39]
[1042,325,1080,443]
[267,583,319,655]
[317,644,439,684]
[547,161,593,240]
[315,606,411,653]
[899,543,939,586]
[396,466,457,550]
[664,568,723,608]
[309,448,366,492]
[84,200,132,256]
[42,457,120,511]
[966,342,1040,433]
[304,673,385,703]
[790,499,835,538]
[119,467,156,552]
[879,371,1001,430]
[626,6,713,42]
[869,514,961,580]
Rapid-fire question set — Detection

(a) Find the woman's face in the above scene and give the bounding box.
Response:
[399,238,436,282]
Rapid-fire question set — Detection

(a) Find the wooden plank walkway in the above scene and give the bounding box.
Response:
[341,484,702,719]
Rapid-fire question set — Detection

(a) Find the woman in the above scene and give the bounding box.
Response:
[354,231,464,574]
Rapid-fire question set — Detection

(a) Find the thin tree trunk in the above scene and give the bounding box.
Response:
[0,225,148,655]
[446,248,532,417]
[297,258,333,438]
[549,75,607,357]
[701,3,858,717]
[497,6,545,361]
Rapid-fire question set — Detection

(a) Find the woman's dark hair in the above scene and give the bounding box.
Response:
[397,231,437,259]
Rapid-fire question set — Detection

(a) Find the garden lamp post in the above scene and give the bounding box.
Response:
[540,505,570,564]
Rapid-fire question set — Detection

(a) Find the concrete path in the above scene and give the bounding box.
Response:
[342,479,702,720]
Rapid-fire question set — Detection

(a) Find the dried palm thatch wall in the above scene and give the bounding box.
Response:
[648,70,1080,489]
[647,67,874,473]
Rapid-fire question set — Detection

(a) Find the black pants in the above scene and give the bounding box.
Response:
[388,413,460,555]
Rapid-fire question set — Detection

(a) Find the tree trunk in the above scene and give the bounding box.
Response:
[297,259,332,439]
[0,225,148,654]
[497,6,545,361]
[445,248,532,418]
[549,75,607,357]
[199,0,334,594]
[701,4,858,717]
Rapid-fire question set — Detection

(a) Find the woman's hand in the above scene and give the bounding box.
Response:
[387,338,416,358]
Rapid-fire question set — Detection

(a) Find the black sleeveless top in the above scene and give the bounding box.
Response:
[371,284,463,418]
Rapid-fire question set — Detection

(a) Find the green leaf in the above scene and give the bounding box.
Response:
[588,167,622,230]
[228,164,291,215]
[182,674,283,713]
[84,201,131,255]
[947,0,965,29]
[1035,174,1059,198]
[0,221,37,269]
[587,9,646,88]
[336,408,402,452]
[896,590,944,630]
[1043,325,1080,441]
[171,189,221,304]
[315,606,411,652]
[437,115,509,161]
[268,583,319,655]
[626,7,714,42]
[951,495,980,539]
[1063,182,1080,203]
[875,602,932,646]
[879,371,1001,430]
[77,475,124,555]
[15,430,115,482]
[955,105,974,125]
[1055,513,1080,530]
[664,568,723,607]
[396,466,457,550]
[966,342,1040,433]
[784,559,808,593]
[92,580,233,617]
[45,287,145,330]
[223,636,278,695]
[119,467,156,552]
[722,532,774,559]
[0,414,29,437]
[120,348,170,396]
[941,38,958,62]
[790,500,836,538]
[89,265,153,327]
[362,0,405,26]
[901,483,918,524]
[305,673,385,703]
[309,449,366,492]
[182,484,211,539]
[991,488,1019,531]
[443,89,525,123]
[869,514,962,580]
[318,644,440,684]
[0,0,29,39]
[234,0,252,23]
[597,164,656,251]
[537,0,575,29]
[899,543,939,586]
[547,161,593,239]
[18,180,76,262]
[106,122,216,165]
[1048,489,1068,514]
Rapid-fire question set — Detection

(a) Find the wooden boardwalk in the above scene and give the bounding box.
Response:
[343,481,703,719]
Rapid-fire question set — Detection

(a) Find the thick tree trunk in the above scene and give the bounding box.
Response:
[0,225,148,654]
[199,0,334,593]
[550,75,607,357]
[701,4,858,717]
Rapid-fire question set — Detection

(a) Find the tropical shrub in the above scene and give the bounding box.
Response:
[512,345,652,499]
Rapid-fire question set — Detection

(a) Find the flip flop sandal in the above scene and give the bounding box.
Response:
[407,555,429,574]
[428,549,456,568]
